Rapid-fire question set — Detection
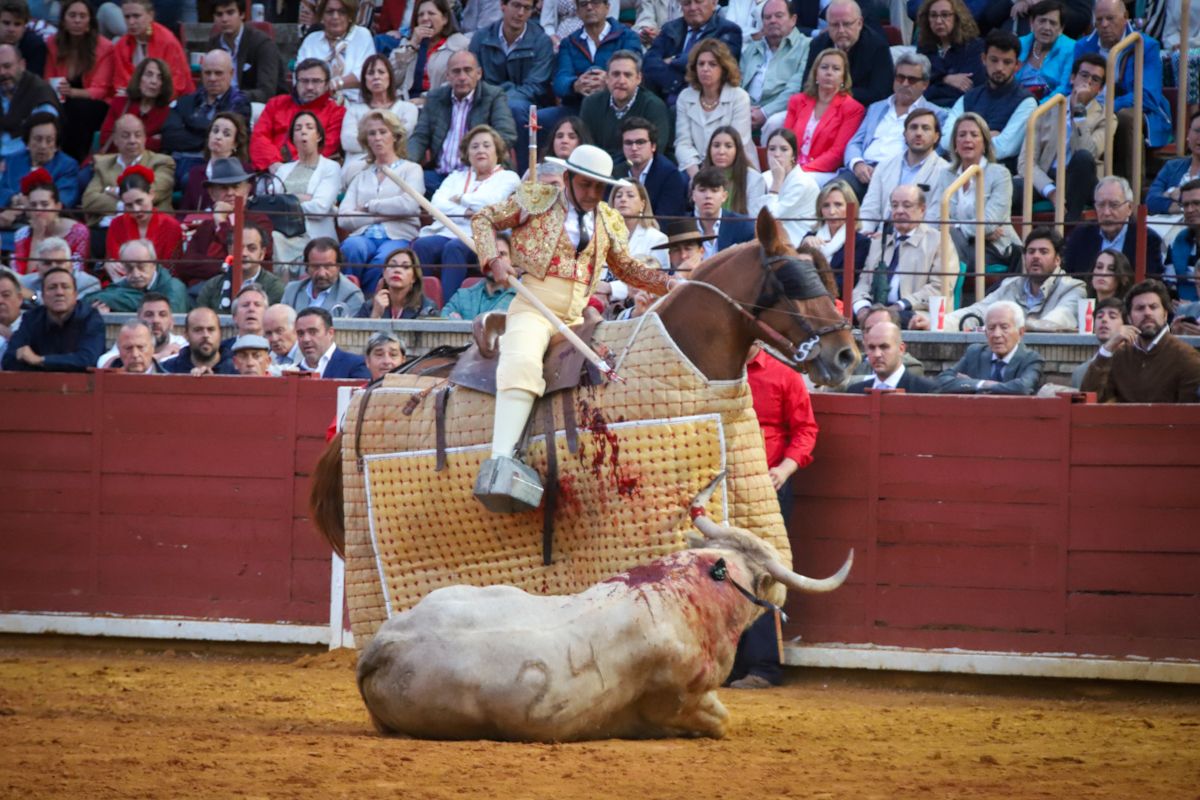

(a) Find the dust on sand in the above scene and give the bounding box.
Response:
[1,639,1197,800]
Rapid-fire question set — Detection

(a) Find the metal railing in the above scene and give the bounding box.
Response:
[1103,31,1145,199]
[939,163,985,305]
[1021,93,1067,239]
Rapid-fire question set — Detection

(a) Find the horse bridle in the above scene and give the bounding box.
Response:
[685,247,850,364]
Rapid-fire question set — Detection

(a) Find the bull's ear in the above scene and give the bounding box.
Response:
[756,207,784,256]
[685,532,706,549]
[755,573,775,597]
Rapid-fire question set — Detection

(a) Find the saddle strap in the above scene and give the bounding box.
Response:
[353,381,379,472]
[541,399,558,567]
[561,391,578,455]
[434,386,451,472]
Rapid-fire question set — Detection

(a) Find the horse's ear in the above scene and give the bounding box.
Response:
[756,207,785,255]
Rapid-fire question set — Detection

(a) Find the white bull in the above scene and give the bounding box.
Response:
[357,482,852,741]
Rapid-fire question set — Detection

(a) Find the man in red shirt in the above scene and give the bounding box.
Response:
[249,59,346,171]
[726,343,818,689]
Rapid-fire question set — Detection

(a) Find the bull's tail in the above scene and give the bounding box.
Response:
[308,431,346,558]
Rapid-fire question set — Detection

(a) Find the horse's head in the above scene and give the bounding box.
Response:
[744,209,859,386]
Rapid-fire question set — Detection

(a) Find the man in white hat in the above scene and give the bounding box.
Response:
[470,144,680,512]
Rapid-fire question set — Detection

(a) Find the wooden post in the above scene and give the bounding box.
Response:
[1180,0,1192,157]
[1134,203,1148,283]
[841,203,856,321]
[230,194,246,297]
[1021,93,1068,239]
[938,163,985,308]
[1102,32,1145,200]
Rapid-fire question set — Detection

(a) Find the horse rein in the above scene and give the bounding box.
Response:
[682,249,850,364]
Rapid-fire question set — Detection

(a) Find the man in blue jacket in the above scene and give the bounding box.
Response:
[469,0,554,172]
[2,267,104,372]
[643,0,742,105]
[160,49,252,188]
[295,306,370,380]
[1071,0,1172,181]
[552,0,642,111]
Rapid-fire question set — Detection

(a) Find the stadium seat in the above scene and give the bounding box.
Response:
[882,24,902,47]
[461,277,483,290]
[422,276,443,308]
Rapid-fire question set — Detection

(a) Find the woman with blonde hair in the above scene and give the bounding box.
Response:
[337,109,426,294]
[340,55,420,183]
[800,179,869,291]
[933,112,1021,286]
[673,38,757,177]
[783,47,865,186]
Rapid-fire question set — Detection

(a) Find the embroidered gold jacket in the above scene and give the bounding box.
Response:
[471,182,671,296]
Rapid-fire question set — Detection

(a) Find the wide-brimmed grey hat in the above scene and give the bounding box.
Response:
[204,157,255,185]
[545,144,630,188]
[231,334,270,353]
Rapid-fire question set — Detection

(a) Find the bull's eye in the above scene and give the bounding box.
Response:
[709,559,728,582]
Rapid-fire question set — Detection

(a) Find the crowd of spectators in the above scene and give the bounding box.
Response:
[0,0,1197,401]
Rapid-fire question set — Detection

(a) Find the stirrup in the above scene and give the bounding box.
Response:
[474,456,544,513]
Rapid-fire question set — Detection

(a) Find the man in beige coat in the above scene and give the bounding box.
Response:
[852,184,947,330]
[1016,53,1106,222]
[81,115,176,226]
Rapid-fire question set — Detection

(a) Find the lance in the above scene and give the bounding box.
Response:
[378,163,625,383]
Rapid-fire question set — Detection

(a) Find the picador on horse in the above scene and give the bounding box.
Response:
[471,145,683,512]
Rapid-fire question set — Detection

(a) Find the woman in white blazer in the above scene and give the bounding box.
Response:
[673,39,758,176]
[272,111,342,270]
[751,128,820,246]
[295,0,377,103]
[411,125,521,301]
[337,109,426,294]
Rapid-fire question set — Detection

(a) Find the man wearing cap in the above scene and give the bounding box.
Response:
[178,158,275,288]
[471,144,680,511]
[230,333,273,376]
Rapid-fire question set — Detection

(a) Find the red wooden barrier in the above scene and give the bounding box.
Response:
[784,393,1200,663]
[0,372,352,631]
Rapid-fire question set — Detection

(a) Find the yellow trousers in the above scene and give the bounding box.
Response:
[495,275,591,396]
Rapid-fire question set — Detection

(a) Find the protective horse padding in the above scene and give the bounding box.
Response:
[341,313,790,646]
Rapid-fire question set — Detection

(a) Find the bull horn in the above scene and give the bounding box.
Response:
[690,470,727,511]
[763,550,854,594]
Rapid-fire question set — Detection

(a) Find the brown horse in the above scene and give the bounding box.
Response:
[310,209,858,558]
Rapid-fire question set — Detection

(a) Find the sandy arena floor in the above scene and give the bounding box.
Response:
[0,638,1197,800]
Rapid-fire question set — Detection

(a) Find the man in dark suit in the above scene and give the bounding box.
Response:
[935,301,1045,395]
[691,167,755,255]
[1063,176,1164,279]
[295,307,370,380]
[407,51,519,194]
[612,116,688,227]
[642,0,742,105]
[209,0,287,104]
[847,321,936,393]
[800,0,894,108]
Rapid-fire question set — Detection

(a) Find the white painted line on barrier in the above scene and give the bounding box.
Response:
[0,614,331,645]
[785,643,1200,684]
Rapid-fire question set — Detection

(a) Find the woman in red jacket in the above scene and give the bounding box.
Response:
[783,47,865,187]
[105,166,183,266]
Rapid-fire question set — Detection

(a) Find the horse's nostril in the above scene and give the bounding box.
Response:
[836,347,857,369]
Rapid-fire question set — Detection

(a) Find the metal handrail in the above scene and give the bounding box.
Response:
[1179,0,1192,157]
[939,163,985,305]
[1021,93,1067,239]
[1102,31,1145,199]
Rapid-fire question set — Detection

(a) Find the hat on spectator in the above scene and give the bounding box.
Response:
[652,219,717,250]
[545,144,630,188]
[205,158,255,186]
[231,334,270,353]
